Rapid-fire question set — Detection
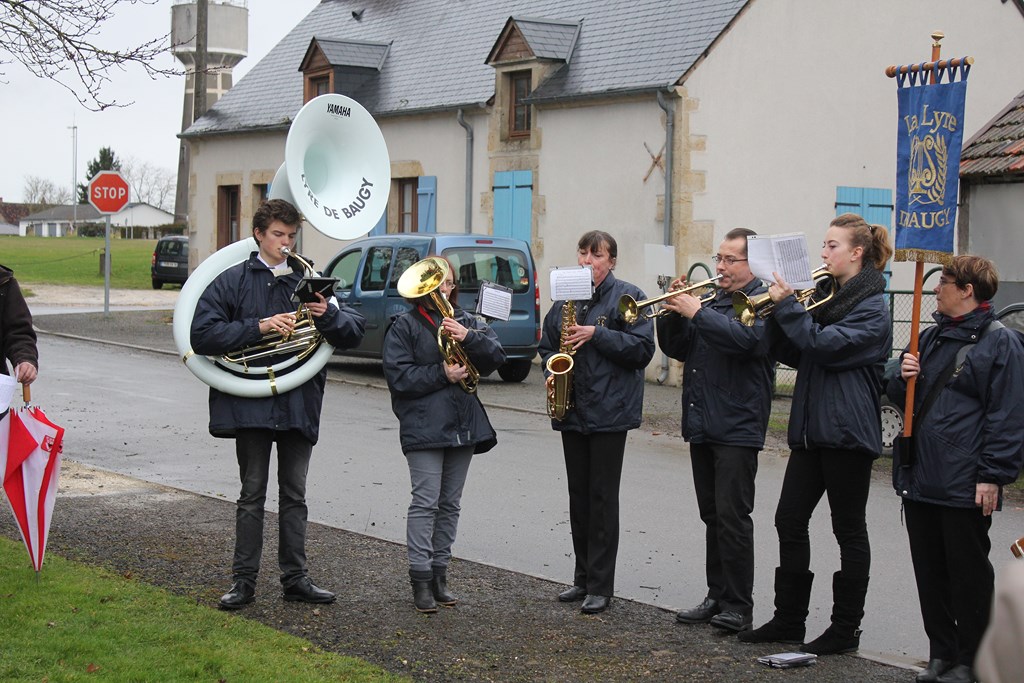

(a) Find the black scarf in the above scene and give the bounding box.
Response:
[810,266,886,326]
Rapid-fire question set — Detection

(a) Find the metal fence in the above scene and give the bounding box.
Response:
[774,267,943,397]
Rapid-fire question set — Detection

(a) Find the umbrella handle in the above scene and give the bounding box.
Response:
[22,383,30,406]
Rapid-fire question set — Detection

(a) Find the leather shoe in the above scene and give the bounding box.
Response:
[283,576,336,604]
[916,658,953,682]
[581,595,610,614]
[709,611,752,633]
[558,585,587,602]
[675,596,720,624]
[935,664,975,683]
[219,581,255,610]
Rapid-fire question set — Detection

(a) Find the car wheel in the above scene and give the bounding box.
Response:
[497,359,532,383]
[152,279,163,290]
[880,398,904,456]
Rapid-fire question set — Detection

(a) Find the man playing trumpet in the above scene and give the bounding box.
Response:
[656,228,774,634]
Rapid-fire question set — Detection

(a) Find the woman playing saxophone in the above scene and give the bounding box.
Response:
[538,230,655,615]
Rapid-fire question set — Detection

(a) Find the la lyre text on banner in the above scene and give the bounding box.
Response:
[894,61,971,264]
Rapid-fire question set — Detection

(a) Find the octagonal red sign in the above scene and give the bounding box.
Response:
[88,171,130,214]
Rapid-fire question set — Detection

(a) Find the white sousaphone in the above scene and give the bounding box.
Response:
[172,94,391,397]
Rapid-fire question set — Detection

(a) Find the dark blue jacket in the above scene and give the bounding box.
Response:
[657,278,773,448]
[538,272,655,434]
[887,306,1024,509]
[383,306,506,454]
[191,253,366,444]
[768,292,892,456]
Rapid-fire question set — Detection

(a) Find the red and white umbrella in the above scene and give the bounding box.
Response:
[0,384,64,575]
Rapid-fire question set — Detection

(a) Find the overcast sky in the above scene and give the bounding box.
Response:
[0,0,321,204]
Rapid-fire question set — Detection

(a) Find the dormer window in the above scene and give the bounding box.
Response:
[510,71,532,137]
[299,37,390,103]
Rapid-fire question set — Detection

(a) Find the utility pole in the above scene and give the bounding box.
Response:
[193,0,209,121]
[69,121,78,235]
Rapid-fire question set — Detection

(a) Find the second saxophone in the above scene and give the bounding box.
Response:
[545,300,576,420]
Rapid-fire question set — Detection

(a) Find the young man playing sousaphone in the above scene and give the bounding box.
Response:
[191,198,366,609]
[656,228,773,634]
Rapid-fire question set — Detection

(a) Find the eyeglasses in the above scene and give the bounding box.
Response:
[712,255,748,265]
[441,280,456,289]
[937,277,958,288]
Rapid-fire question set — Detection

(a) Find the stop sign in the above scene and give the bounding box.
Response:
[88,171,130,214]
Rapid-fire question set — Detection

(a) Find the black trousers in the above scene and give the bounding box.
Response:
[775,447,872,579]
[562,430,627,597]
[904,498,994,666]
[233,428,313,588]
[690,442,758,617]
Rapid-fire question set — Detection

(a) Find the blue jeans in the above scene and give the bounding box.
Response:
[233,429,312,588]
[405,446,474,573]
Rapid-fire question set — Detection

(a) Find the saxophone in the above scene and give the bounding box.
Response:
[545,300,576,420]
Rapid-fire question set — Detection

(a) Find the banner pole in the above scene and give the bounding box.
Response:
[902,30,944,437]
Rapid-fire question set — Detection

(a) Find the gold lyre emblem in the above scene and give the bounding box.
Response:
[908,131,948,207]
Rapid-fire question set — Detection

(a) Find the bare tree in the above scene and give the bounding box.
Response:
[0,0,177,111]
[120,156,175,213]
[23,175,72,211]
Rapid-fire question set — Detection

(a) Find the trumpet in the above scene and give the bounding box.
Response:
[618,275,722,324]
[731,265,836,327]
[396,256,480,393]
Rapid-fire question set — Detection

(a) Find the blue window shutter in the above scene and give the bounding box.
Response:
[835,186,864,216]
[493,170,532,241]
[493,171,513,238]
[417,176,437,233]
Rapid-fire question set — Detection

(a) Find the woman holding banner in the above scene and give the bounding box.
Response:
[740,213,892,655]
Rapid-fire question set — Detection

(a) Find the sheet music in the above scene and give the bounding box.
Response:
[477,281,512,321]
[747,233,814,290]
[549,266,594,302]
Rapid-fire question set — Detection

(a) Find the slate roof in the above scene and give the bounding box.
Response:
[314,38,390,70]
[183,0,748,138]
[960,89,1024,177]
[512,17,581,61]
[22,204,102,222]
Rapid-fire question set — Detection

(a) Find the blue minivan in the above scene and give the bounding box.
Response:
[320,233,540,382]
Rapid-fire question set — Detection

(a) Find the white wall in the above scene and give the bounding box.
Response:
[684,0,1024,290]
[535,99,668,300]
[966,182,1024,283]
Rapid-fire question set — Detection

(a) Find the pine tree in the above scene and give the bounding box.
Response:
[77,147,122,203]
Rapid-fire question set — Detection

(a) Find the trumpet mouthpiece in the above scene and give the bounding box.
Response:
[281,247,293,255]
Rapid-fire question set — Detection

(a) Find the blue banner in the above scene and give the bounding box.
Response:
[894,63,970,264]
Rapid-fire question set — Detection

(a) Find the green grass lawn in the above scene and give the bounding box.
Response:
[0,236,156,290]
[0,538,404,682]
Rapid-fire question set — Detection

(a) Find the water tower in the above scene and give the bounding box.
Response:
[171,0,248,223]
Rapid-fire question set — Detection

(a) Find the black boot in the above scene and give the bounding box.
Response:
[409,569,437,613]
[738,568,813,644]
[800,572,868,655]
[431,567,457,606]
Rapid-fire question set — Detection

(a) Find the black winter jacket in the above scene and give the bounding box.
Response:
[887,306,1024,509]
[768,291,892,456]
[0,265,37,377]
[190,254,366,444]
[383,306,506,455]
[538,272,655,434]
[657,278,773,448]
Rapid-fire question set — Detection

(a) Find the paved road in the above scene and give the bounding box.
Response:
[25,332,1024,667]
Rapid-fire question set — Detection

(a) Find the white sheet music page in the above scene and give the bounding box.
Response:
[549,266,594,302]
[477,281,512,321]
[747,233,814,290]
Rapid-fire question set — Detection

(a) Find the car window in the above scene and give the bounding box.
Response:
[389,247,422,289]
[442,248,530,293]
[325,250,361,292]
[361,246,393,292]
[997,304,1024,333]
[158,240,185,257]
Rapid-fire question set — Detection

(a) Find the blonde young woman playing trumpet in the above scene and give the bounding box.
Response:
[741,213,893,655]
